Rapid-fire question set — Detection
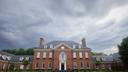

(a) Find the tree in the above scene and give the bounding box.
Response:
[95,61,102,69]
[22,60,29,70]
[118,36,128,69]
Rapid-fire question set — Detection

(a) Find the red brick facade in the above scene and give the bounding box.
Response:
[33,38,92,70]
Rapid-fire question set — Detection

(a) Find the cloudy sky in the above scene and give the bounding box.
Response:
[0,0,128,54]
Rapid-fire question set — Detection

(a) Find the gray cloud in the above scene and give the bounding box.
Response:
[0,0,128,54]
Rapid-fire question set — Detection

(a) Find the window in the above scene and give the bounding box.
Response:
[19,57,24,61]
[50,44,53,48]
[36,62,39,68]
[2,55,6,60]
[79,45,81,48]
[25,57,29,60]
[73,52,76,58]
[73,45,76,48]
[60,52,66,61]
[48,63,52,68]
[20,65,24,69]
[80,62,83,68]
[49,52,52,58]
[85,52,88,58]
[73,62,77,69]
[79,52,82,58]
[87,62,89,67]
[43,52,46,58]
[43,63,45,68]
[44,45,47,48]
[37,52,40,58]
[7,56,11,60]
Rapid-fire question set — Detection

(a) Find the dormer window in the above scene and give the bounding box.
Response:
[7,56,11,60]
[79,45,81,48]
[25,57,29,60]
[44,45,47,48]
[73,45,76,49]
[2,55,6,60]
[50,44,53,48]
[19,57,24,61]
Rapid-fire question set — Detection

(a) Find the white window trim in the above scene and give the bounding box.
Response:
[79,52,82,58]
[73,52,76,58]
[37,52,40,58]
[49,52,52,58]
[43,52,46,58]
[85,52,88,58]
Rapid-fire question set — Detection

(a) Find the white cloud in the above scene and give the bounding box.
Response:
[98,46,118,55]
[96,5,128,26]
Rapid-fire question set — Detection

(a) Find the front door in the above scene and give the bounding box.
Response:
[61,63,64,70]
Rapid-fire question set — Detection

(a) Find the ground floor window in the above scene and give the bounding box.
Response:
[73,62,77,69]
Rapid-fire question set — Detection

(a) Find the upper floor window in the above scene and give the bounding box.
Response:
[73,52,77,58]
[43,52,46,58]
[60,52,66,61]
[79,52,82,58]
[49,52,52,58]
[37,52,40,58]
[85,52,88,58]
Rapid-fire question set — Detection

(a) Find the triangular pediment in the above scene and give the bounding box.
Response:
[53,43,73,50]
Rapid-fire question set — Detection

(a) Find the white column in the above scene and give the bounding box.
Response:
[64,62,66,70]
[59,62,61,70]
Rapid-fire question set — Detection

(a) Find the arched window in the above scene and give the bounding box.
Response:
[60,51,66,61]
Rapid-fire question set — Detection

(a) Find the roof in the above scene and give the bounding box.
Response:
[92,55,114,62]
[45,41,81,48]
[0,51,33,63]
[10,55,33,63]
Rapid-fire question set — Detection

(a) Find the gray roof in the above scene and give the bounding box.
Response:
[92,55,114,62]
[0,51,33,63]
[10,55,33,63]
[45,41,81,48]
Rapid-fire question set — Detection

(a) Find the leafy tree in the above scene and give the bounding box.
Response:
[18,48,25,55]
[118,36,128,69]
[95,61,102,69]
[22,60,29,70]
[2,47,35,55]
[26,48,34,55]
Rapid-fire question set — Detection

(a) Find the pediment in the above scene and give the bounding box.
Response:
[53,43,72,50]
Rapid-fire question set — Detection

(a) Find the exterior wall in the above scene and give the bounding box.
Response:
[33,44,92,70]
[0,60,9,70]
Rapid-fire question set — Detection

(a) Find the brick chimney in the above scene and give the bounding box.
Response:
[82,38,86,48]
[39,38,44,48]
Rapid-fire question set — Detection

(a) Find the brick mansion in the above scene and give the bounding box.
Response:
[0,37,121,70]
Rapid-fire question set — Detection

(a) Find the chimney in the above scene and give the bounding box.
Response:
[82,38,86,48]
[39,38,44,48]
